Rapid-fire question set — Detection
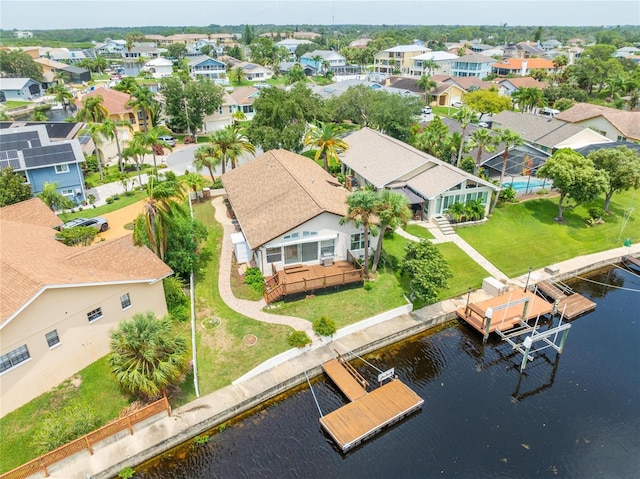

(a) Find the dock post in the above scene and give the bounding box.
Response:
[520,336,533,372]
[483,308,493,344]
[558,327,570,354]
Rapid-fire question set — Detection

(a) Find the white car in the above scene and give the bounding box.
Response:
[60,217,109,232]
[452,101,463,108]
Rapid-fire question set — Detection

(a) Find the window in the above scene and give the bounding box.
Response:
[45,330,60,348]
[617,135,627,142]
[54,164,69,174]
[120,293,131,310]
[61,189,74,197]
[266,247,282,263]
[0,345,30,373]
[350,233,368,250]
[283,232,299,241]
[320,239,335,256]
[302,231,318,238]
[87,307,103,322]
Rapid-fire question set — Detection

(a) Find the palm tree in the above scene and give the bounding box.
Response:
[490,128,524,212]
[133,176,186,260]
[113,76,140,94]
[122,140,150,187]
[104,118,133,172]
[417,75,437,104]
[452,106,477,167]
[340,189,380,278]
[75,95,109,123]
[511,87,527,112]
[421,59,439,76]
[38,182,74,211]
[303,121,350,172]
[371,190,411,274]
[193,144,221,181]
[208,125,255,174]
[468,128,498,176]
[230,66,246,85]
[30,110,48,121]
[134,125,173,170]
[231,110,246,125]
[47,84,74,117]
[126,86,156,131]
[311,54,323,73]
[83,122,114,182]
[552,54,568,71]
[109,311,188,400]
[184,171,206,202]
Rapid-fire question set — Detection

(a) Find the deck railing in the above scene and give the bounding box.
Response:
[0,396,170,479]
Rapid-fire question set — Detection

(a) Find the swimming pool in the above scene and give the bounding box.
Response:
[503,177,550,193]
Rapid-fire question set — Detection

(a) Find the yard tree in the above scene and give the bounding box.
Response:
[341,189,381,278]
[468,127,498,175]
[463,88,512,118]
[123,140,151,186]
[109,311,189,400]
[229,66,246,85]
[184,171,206,200]
[160,76,224,137]
[38,182,74,211]
[286,63,307,85]
[416,75,437,103]
[413,116,450,159]
[133,126,174,170]
[303,121,350,172]
[538,149,609,222]
[193,144,221,180]
[208,125,256,174]
[82,122,114,182]
[55,226,98,246]
[126,86,158,132]
[167,42,188,60]
[452,106,477,166]
[247,82,326,152]
[164,214,209,280]
[47,84,74,117]
[490,128,524,213]
[0,167,32,207]
[0,49,44,81]
[588,146,640,213]
[400,240,452,305]
[371,190,412,275]
[75,95,109,124]
[133,176,187,260]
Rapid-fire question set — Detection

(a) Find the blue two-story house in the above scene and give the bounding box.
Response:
[187,55,229,85]
[0,124,87,205]
[450,53,495,79]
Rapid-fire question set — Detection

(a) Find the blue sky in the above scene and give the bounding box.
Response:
[2,0,639,30]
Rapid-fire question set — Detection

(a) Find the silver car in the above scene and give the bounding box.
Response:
[60,217,109,232]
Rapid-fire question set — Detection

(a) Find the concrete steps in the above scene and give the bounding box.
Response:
[433,215,455,235]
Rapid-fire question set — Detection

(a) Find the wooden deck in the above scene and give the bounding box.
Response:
[263,259,364,304]
[536,280,566,301]
[623,255,640,271]
[457,290,553,336]
[557,294,597,319]
[322,359,367,402]
[320,379,424,452]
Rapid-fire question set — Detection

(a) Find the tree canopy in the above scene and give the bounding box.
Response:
[0,167,33,207]
[400,240,452,305]
[588,146,640,213]
[0,49,43,81]
[538,149,609,221]
[462,89,512,117]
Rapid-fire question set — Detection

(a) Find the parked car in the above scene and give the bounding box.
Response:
[159,135,176,147]
[60,217,109,232]
[421,106,432,115]
[452,101,463,108]
[538,107,560,118]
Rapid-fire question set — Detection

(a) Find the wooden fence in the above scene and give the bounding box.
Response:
[0,396,170,479]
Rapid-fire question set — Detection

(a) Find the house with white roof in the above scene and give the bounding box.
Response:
[374,45,430,76]
[409,51,459,77]
[340,128,499,221]
[143,57,173,79]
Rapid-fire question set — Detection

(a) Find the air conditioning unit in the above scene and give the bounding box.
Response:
[321,254,334,267]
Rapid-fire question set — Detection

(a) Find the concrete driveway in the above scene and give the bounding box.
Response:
[165,144,263,178]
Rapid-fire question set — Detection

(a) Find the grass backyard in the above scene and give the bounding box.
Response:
[0,358,132,474]
[404,223,435,240]
[457,190,640,278]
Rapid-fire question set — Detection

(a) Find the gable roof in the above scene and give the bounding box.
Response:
[555,103,640,141]
[491,110,610,149]
[454,53,495,63]
[0,198,172,325]
[340,127,497,198]
[0,78,40,90]
[187,55,225,67]
[77,86,134,115]
[301,50,345,61]
[431,75,493,91]
[497,77,548,90]
[221,150,348,248]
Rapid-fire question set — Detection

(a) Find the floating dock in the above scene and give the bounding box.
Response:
[319,356,423,452]
[536,280,596,319]
[623,255,640,272]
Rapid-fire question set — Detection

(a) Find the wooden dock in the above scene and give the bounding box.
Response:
[536,280,566,302]
[557,294,596,319]
[319,357,423,452]
[456,290,553,337]
[623,255,640,272]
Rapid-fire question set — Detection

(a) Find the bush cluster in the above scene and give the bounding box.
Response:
[312,316,336,337]
[31,403,99,455]
[243,267,265,293]
[287,330,311,348]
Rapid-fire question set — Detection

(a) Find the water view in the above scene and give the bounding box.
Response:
[136,265,640,478]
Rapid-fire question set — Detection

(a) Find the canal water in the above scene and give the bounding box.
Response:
[136,265,640,479]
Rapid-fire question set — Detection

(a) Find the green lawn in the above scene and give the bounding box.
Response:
[84,163,155,188]
[267,271,408,328]
[404,223,435,240]
[0,358,131,474]
[58,189,148,222]
[457,191,640,277]
[191,202,292,395]
[3,100,32,109]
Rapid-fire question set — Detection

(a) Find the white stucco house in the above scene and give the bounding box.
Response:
[221,149,379,277]
[340,128,499,221]
[143,57,174,79]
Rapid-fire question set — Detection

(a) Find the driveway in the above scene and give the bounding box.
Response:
[97,200,146,241]
[165,144,263,178]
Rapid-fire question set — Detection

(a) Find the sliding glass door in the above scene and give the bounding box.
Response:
[284,242,318,265]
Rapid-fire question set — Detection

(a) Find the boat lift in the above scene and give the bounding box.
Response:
[494,305,571,372]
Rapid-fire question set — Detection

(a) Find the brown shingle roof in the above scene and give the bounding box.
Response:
[497,77,548,89]
[76,86,134,115]
[555,103,640,141]
[221,150,348,248]
[0,199,172,325]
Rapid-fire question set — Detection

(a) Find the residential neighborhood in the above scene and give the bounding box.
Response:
[0,15,639,479]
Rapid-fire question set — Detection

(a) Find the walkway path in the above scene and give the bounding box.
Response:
[211,195,319,343]
[396,221,509,281]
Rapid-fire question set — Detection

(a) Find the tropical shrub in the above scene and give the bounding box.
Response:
[243,267,265,293]
[287,330,311,348]
[499,185,518,203]
[313,316,336,337]
[31,403,100,455]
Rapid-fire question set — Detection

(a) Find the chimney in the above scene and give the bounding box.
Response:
[521,60,527,76]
